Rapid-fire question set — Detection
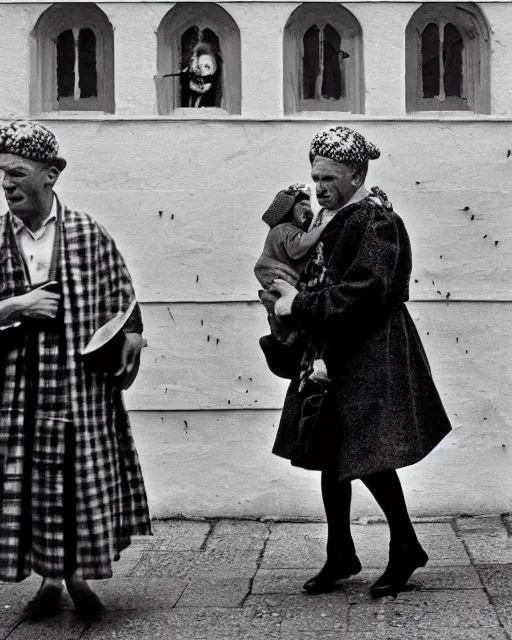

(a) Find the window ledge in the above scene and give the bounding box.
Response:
[27,113,512,123]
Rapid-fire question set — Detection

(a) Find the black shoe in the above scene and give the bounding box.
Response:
[370,542,428,598]
[303,554,362,594]
[25,584,63,621]
[66,580,105,621]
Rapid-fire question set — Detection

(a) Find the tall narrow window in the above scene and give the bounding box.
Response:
[32,3,114,113]
[302,24,344,102]
[56,30,75,99]
[78,28,98,99]
[283,4,364,114]
[179,26,222,108]
[156,3,241,115]
[406,3,490,113]
[56,28,98,104]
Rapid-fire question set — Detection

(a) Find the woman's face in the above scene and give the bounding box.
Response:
[292,200,314,230]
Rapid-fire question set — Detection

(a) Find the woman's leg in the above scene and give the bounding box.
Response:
[322,468,356,557]
[361,469,418,547]
[361,469,428,597]
[303,469,361,593]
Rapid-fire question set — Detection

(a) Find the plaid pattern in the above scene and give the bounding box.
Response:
[0,202,151,582]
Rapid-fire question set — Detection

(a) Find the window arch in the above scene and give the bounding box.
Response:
[406,3,490,113]
[283,3,364,115]
[32,3,114,113]
[156,3,241,115]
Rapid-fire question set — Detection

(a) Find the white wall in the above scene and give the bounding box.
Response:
[0,2,511,519]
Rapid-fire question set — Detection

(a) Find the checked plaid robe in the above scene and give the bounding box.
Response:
[0,200,151,582]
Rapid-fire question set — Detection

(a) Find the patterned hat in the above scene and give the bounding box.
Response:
[0,120,66,171]
[262,183,311,228]
[309,126,380,172]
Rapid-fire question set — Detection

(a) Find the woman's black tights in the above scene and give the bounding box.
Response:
[321,468,418,556]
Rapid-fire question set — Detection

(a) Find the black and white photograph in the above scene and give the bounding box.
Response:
[0,0,511,638]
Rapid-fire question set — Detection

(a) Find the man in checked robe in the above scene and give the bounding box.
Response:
[0,121,151,620]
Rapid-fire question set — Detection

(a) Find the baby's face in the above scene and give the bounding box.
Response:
[292,200,314,230]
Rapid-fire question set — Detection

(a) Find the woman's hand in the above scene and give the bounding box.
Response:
[271,279,299,317]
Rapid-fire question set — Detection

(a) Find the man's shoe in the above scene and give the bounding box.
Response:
[370,542,428,598]
[303,554,362,594]
[66,578,105,620]
[73,592,105,620]
[25,583,63,620]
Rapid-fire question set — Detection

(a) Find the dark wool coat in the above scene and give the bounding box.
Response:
[272,194,452,481]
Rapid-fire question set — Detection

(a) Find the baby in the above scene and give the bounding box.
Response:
[254,183,329,384]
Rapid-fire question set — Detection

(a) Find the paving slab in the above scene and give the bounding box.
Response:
[252,568,312,594]
[245,592,350,633]
[1,518,510,640]
[212,520,269,539]
[488,594,512,630]
[459,536,512,565]
[263,523,471,570]
[278,632,507,640]
[262,523,328,569]
[112,549,145,577]
[348,590,501,631]
[82,607,259,640]
[89,577,188,611]
[456,516,507,535]
[128,550,205,578]
[6,612,87,640]
[476,564,512,595]
[149,520,212,551]
[176,576,250,607]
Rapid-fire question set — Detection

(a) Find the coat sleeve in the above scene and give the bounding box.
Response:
[282,224,326,261]
[291,210,406,337]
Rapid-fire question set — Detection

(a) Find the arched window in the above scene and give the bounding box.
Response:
[406,3,490,113]
[283,3,364,115]
[32,3,114,113]
[156,3,241,115]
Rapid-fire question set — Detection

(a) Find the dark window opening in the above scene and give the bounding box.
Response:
[180,26,223,108]
[322,24,343,100]
[443,23,463,97]
[302,24,346,101]
[57,29,75,98]
[78,28,97,98]
[303,25,320,100]
[56,27,98,101]
[421,23,440,98]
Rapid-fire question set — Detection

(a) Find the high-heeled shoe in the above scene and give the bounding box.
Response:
[303,554,362,594]
[370,542,428,598]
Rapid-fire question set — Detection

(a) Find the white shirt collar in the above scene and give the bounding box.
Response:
[12,195,57,237]
[316,185,370,224]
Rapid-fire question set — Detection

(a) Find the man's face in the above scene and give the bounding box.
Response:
[292,199,314,230]
[311,156,359,211]
[0,154,57,217]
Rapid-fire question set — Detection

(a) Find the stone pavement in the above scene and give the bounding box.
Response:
[1,515,512,640]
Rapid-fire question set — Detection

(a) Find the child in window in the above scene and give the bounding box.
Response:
[254,184,329,384]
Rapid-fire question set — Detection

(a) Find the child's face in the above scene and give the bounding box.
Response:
[292,200,314,230]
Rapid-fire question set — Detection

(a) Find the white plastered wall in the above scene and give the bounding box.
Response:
[0,2,511,519]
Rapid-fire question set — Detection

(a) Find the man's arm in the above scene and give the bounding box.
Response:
[290,213,406,337]
[0,296,24,328]
[0,287,61,327]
